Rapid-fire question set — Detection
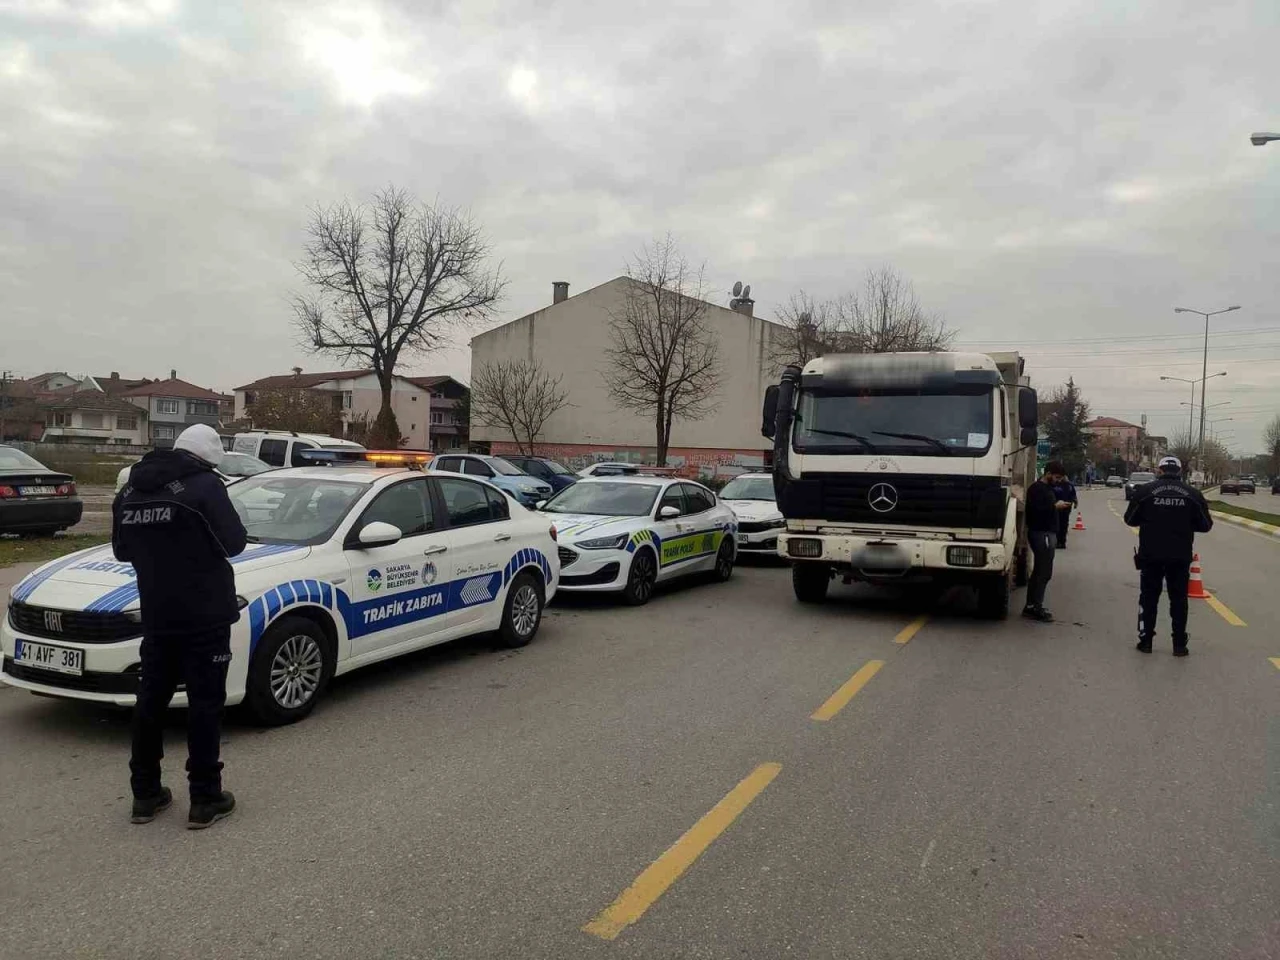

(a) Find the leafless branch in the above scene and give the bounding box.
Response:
[470,359,571,456]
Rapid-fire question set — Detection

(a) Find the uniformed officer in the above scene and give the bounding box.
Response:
[1122,456,1213,657]
[112,424,247,828]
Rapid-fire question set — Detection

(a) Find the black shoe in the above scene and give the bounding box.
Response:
[1135,639,1152,653]
[130,786,173,824]
[188,790,235,830]
[1173,646,1189,658]
[1021,606,1054,622]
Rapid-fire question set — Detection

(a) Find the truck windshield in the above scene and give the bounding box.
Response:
[793,388,994,456]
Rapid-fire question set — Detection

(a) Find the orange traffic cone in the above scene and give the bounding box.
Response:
[1187,554,1208,599]
[1073,511,1085,531]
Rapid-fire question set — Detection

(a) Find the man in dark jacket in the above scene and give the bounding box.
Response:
[1053,475,1078,549]
[113,424,247,828]
[1123,456,1212,656]
[1023,461,1074,622]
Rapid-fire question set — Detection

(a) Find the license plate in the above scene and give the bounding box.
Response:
[737,533,748,544]
[14,639,84,676]
[19,486,58,496]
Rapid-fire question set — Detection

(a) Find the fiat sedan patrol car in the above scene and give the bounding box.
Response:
[544,477,736,604]
[3,456,558,725]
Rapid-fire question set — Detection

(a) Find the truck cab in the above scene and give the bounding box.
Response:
[762,351,1038,618]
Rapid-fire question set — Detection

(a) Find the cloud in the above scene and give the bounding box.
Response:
[1,0,1278,449]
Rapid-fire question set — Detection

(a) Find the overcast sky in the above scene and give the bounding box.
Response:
[3,0,1278,450]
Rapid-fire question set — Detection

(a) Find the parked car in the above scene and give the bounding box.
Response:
[1219,477,1254,495]
[3,457,558,724]
[0,446,83,536]
[718,472,784,555]
[115,451,274,493]
[544,476,736,604]
[576,462,677,479]
[231,430,364,469]
[1124,472,1156,501]
[501,455,578,492]
[426,453,552,507]
[1105,475,1124,488]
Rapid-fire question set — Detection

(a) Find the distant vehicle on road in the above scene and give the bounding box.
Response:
[1105,475,1124,488]
[718,473,784,555]
[0,445,83,536]
[501,455,577,492]
[1219,477,1255,495]
[1124,471,1156,501]
[232,430,364,469]
[426,453,552,507]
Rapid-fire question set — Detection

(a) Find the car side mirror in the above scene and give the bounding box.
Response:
[659,505,681,519]
[1020,427,1037,447]
[354,521,402,548]
[1018,387,1038,430]
[761,384,779,439]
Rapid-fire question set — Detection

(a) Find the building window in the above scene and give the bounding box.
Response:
[432,392,445,399]
[50,412,68,427]
[430,412,443,424]
[411,395,418,402]
[117,415,137,430]
[187,401,217,416]
[157,399,179,415]
[80,412,104,429]
[342,391,353,410]
[153,424,176,440]
[410,423,416,431]
[243,390,256,407]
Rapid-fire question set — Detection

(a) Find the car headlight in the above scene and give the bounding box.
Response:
[766,518,785,529]
[575,534,629,550]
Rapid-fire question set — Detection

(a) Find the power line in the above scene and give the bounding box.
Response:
[956,325,1280,346]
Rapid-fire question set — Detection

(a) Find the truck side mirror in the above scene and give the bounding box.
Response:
[1018,387,1038,429]
[1020,426,1038,447]
[761,385,779,439]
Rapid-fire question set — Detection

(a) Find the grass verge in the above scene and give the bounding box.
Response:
[1206,499,1280,527]
[0,534,110,569]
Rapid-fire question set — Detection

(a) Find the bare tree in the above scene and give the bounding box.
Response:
[604,235,722,465]
[470,359,570,455]
[1264,413,1280,477]
[294,186,505,447]
[771,267,954,367]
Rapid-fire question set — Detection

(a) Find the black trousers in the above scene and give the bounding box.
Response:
[130,625,231,802]
[1026,530,1056,608]
[1056,508,1071,546]
[1138,560,1191,646]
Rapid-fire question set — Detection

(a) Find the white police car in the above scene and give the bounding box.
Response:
[2,453,558,724]
[717,473,784,555]
[545,476,736,604]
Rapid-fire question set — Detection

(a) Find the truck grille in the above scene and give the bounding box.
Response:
[780,473,1006,530]
[8,602,142,644]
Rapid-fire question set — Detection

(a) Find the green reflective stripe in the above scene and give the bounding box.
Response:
[659,529,723,566]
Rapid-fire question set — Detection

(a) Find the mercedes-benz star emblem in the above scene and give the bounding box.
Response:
[868,482,899,513]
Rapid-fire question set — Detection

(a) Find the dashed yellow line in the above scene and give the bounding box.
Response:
[894,615,929,645]
[811,660,885,722]
[582,762,782,941]
[1204,593,1247,627]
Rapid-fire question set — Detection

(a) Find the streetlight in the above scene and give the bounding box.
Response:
[1251,133,1280,146]
[1160,371,1227,456]
[1172,304,1240,473]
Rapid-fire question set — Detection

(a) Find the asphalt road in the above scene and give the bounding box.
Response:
[1,488,1276,959]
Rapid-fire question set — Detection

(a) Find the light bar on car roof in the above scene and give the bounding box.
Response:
[298,449,435,469]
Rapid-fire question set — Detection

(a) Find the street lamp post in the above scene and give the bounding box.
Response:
[1172,304,1240,475]
[1160,372,1227,469]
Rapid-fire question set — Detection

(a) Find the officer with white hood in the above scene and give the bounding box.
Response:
[112,424,247,828]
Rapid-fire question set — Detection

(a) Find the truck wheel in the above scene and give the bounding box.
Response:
[792,563,830,603]
[976,573,1011,620]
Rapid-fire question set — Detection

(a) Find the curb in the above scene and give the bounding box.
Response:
[1208,508,1280,539]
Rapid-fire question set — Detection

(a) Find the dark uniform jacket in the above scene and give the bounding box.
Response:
[1026,479,1060,533]
[1122,475,1212,563]
[112,450,247,632]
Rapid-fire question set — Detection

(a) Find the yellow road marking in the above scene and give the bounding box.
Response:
[1269,657,1280,671]
[811,660,885,722]
[582,762,782,941]
[895,615,929,645]
[1105,502,1138,535]
[1204,593,1247,627]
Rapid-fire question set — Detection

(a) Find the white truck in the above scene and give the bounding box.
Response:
[761,351,1039,618]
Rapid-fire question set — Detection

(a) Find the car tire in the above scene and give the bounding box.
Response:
[244,615,334,726]
[977,571,1012,620]
[622,547,658,606]
[709,537,735,583]
[792,562,830,603]
[498,571,543,648]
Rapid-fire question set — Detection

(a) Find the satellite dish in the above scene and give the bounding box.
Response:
[742,284,751,299]
[732,281,743,297]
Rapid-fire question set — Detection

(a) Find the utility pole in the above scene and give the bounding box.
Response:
[0,370,11,442]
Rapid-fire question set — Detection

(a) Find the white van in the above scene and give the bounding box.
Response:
[231,430,364,469]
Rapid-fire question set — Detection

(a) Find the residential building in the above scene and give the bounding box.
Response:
[122,374,232,448]
[407,376,469,452]
[93,372,154,396]
[468,278,784,478]
[41,394,148,446]
[1087,416,1166,471]
[233,369,432,449]
[23,372,82,393]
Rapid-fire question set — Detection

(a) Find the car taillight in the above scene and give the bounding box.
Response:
[0,486,16,499]
[549,525,558,541]
[56,483,76,496]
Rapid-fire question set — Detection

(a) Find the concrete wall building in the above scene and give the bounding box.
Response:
[407,376,469,452]
[41,394,148,446]
[469,278,784,478]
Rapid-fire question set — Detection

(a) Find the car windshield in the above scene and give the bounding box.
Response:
[542,481,659,516]
[228,475,369,545]
[794,387,994,456]
[0,448,48,471]
[720,476,775,501]
[219,453,271,477]
[488,457,525,476]
[544,460,573,475]
[1129,473,1155,483]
